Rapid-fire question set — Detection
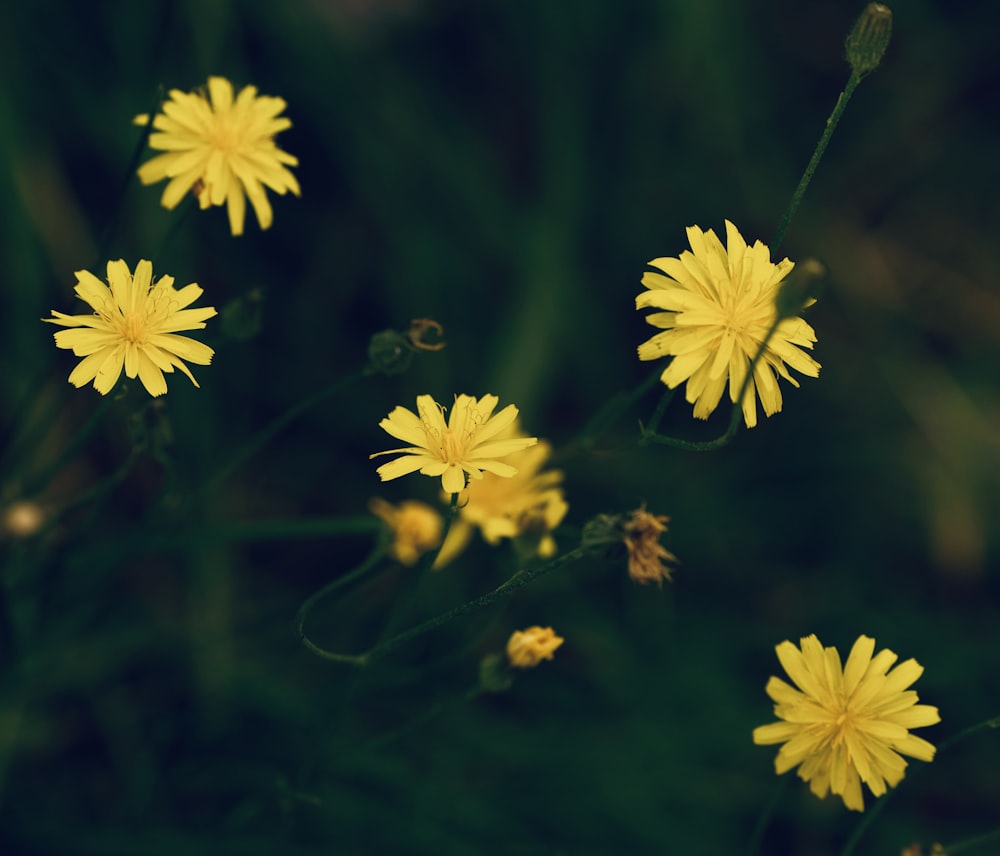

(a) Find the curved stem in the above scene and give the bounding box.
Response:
[295,543,388,666]
[944,824,1000,855]
[302,545,586,668]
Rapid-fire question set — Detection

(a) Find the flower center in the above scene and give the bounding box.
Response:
[438,427,467,463]
[121,311,147,344]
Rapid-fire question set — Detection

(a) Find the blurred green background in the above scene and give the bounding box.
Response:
[2,0,998,853]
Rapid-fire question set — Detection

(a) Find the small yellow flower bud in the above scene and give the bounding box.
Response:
[506,626,564,669]
[846,3,893,79]
[369,498,443,565]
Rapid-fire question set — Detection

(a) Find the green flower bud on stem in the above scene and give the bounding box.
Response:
[846,3,892,79]
[775,258,826,320]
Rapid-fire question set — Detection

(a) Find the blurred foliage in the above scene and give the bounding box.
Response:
[1,0,998,853]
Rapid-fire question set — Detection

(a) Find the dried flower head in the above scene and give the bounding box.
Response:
[369,497,443,566]
[753,634,940,812]
[135,76,300,236]
[506,626,564,669]
[636,221,820,428]
[623,505,678,586]
[371,394,537,495]
[44,260,216,397]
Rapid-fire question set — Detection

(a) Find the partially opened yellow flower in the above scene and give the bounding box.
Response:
[636,220,820,428]
[753,634,940,812]
[435,434,568,567]
[135,76,300,236]
[371,394,537,494]
[45,260,216,397]
[506,626,564,669]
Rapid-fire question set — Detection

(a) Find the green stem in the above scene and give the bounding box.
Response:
[746,776,790,856]
[23,396,115,497]
[295,544,388,665]
[303,545,586,668]
[772,71,861,253]
[95,90,161,264]
[945,825,1000,855]
[202,369,366,493]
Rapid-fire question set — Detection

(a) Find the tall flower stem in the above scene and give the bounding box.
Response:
[23,396,115,497]
[943,825,1000,855]
[202,369,366,493]
[771,71,861,253]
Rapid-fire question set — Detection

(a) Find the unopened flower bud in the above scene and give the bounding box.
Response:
[846,3,892,79]
[367,329,415,376]
[775,258,826,320]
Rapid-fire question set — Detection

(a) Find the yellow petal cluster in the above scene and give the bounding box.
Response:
[370,394,537,495]
[369,497,443,566]
[44,260,216,397]
[753,634,940,811]
[636,220,820,427]
[136,76,300,236]
[506,626,564,669]
[435,435,568,567]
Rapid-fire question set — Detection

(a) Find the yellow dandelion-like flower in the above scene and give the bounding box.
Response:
[369,497,443,566]
[506,626,564,669]
[44,260,216,397]
[623,505,677,586]
[370,394,538,495]
[753,634,940,812]
[636,220,821,428]
[135,76,300,236]
[435,432,568,567]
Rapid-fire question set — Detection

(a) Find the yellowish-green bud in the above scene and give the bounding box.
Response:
[846,3,892,79]
[775,258,826,320]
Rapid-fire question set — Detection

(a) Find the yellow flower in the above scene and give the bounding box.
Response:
[506,626,564,669]
[135,76,300,236]
[753,634,940,812]
[44,260,216,397]
[369,497,443,566]
[636,220,821,428]
[371,394,537,495]
[435,434,568,567]
[623,505,677,586]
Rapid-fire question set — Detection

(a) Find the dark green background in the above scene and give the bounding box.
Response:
[1,0,998,853]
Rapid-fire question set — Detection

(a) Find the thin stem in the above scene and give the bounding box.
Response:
[746,776,790,856]
[201,369,366,493]
[772,72,861,253]
[23,396,115,497]
[302,545,586,668]
[95,90,161,264]
[936,714,1000,754]
[295,544,388,665]
[945,825,1000,855]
